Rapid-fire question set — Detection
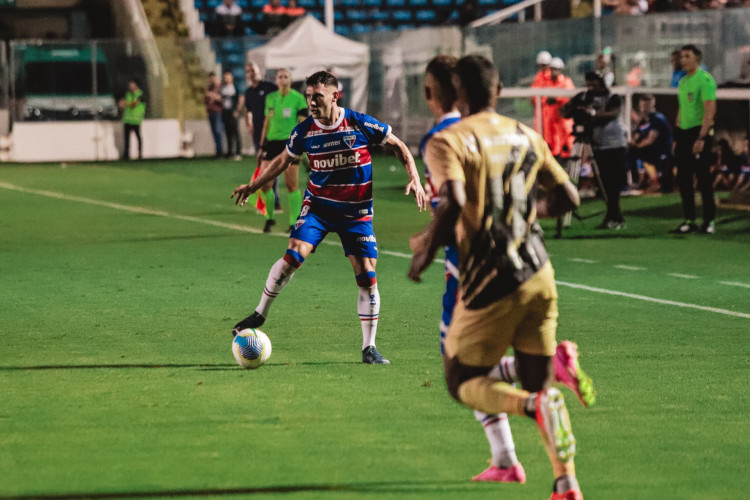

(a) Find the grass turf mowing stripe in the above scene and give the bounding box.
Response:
[1,181,744,319]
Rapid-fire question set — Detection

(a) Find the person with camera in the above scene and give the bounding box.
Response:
[560,71,628,230]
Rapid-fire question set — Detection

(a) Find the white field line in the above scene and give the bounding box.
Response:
[569,258,597,264]
[556,281,750,319]
[614,265,646,271]
[720,281,750,289]
[1,181,746,319]
[668,273,700,279]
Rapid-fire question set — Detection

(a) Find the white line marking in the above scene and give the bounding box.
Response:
[668,273,699,279]
[569,258,597,264]
[720,281,750,289]
[614,265,646,271]
[556,281,750,319]
[2,181,746,319]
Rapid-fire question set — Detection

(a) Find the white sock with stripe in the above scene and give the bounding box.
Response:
[488,356,518,384]
[256,258,295,318]
[474,410,519,468]
[358,284,380,350]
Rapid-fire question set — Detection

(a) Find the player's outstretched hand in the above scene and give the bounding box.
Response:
[231,184,255,206]
[405,178,428,212]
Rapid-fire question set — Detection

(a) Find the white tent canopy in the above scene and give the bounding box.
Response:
[245,16,370,112]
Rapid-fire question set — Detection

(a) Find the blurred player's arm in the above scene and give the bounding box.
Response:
[383,134,427,211]
[408,180,464,282]
[231,149,293,205]
[535,133,580,218]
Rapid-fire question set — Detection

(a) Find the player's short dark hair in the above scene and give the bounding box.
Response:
[681,44,702,59]
[208,71,216,77]
[453,55,499,113]
[306,70,338,89]
[425,55,457,112]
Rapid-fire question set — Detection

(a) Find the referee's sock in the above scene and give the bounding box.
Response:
[262,190,276,220]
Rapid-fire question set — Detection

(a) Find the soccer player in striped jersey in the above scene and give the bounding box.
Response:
[232,70,427,364]
[409,55,585,500]
[420,55,595,485]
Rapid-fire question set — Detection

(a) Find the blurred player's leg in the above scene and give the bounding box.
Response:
[471,411,526,483]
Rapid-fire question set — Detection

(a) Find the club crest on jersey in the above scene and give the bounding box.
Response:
[343,135,357,148]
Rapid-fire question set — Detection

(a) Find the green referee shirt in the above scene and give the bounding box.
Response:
[264,89,307,141]
[677,68,716,130]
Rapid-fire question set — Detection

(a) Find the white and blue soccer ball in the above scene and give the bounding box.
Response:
[232,328,272,369]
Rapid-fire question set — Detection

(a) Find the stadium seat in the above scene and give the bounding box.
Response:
[298,0,316,6]
[374,24,390,32]
[194,0,205,8]
[340,0,359,5]
[310,10,323,20]
[251,0,266,7]
[410,0,428,5]
[386,0,406,6]
[364,0,382,5]
[397,23,416,30]
[392,10,412,21]
[334,10,343,20]
[199,11,208,22]
[415,9,435,21]
[334,24,351,35]
[346,9,367,21]
[241,12,254,22]
[207,0,222,7]
[369,10,388,21]
[478,0,496,4]
[432,0,452,5]
[351,23,371,34]
[244,26,258,35]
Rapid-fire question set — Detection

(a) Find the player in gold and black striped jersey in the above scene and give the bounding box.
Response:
[409,55,585,500]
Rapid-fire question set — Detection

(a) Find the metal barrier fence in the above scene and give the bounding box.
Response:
[3,8,750,150]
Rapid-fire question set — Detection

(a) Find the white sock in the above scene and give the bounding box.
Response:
[358,284,380,350]
[474,410,519,468]
[488,356,518,384]
[256,258,295,318]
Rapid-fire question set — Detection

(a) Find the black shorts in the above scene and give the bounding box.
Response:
[261,140,287,162]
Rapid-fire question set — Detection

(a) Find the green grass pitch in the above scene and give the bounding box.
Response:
[1,156,749,499]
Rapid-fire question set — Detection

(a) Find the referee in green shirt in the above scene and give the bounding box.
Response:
[674,44,717,234]
[257,68,308,233]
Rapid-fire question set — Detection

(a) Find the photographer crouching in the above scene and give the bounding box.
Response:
[560,71,628,230]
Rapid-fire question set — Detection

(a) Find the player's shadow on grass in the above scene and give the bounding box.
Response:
[0,480,473,500]
[0,361,363,371]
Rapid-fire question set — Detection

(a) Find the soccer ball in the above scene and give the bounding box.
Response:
[232,328,272,369]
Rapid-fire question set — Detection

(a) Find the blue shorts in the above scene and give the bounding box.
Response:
[290,208,378,259]
[440,245,459,355]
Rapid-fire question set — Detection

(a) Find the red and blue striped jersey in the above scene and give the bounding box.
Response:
[286,108,391,219]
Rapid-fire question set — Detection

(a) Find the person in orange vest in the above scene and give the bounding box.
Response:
[546,57,575,158]
[531,51,552,135]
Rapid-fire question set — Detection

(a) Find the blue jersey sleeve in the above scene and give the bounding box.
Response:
[286,117,313,158]
[349,110,392,145]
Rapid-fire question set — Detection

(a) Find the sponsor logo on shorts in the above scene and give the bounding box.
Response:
[294,220,305,230]
[357,235,377,243]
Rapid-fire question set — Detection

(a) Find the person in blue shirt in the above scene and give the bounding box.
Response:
[231,70,427,364]
[628,94,675,193]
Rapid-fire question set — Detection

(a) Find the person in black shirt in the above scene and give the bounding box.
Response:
[242,62,280,209]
